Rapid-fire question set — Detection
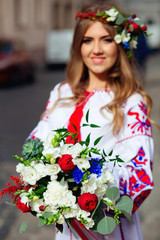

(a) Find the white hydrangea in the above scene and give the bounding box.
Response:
[72,157,90,171]
[105,8,118,21]
[43,181,76,208]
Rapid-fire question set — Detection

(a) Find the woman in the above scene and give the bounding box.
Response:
[29,3,155,240]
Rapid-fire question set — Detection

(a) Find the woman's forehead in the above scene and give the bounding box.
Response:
[83,21,110,37]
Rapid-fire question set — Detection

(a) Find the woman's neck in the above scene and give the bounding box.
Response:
[85,72,110,92]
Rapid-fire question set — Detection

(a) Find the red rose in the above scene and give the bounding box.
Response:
[131,14,137,19]
[78,193,98,212]
[58,154,76,173]
[131,22,140,33]
[16,198,31,213]
[141,25,147,31]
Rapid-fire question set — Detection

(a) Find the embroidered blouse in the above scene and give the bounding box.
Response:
[29,83,153,240]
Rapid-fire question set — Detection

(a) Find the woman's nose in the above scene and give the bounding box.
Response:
[92,41,103,54]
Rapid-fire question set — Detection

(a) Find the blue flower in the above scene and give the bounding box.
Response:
[124,42,130,49]
[129,17,134,21]
[89,158,102,177]
[72,166,84,184]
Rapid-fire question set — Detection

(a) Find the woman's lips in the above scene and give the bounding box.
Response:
[91,57,105,64]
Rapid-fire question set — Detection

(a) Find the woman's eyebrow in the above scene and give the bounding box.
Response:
[83,35,111,38]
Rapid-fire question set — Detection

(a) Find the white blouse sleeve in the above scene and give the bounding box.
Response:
[28,83,60,141]
[112,93,154,213]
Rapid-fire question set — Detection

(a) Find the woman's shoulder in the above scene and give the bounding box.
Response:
[124,92,144,112]
[50,82,73,97]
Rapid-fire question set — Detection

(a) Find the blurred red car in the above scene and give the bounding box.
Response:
[0,39,35,86]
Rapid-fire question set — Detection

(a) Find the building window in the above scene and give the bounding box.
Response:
[52,1,61,29]
[64,3,72,28]
[14,0,29,28]
[34,0,46,27]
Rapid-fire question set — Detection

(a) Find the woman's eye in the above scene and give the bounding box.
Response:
[82,39,91,43]
[104,38,113,42]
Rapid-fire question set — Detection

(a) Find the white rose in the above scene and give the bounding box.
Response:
[68,143,84,158]
[60,144,73,155]
[21,166,37,185]
[114,34,122,44]
[63,207,78,219]
[16,163,25,174]
[45,163,61,176]
[72,157,90,171]
[34,163,47,179]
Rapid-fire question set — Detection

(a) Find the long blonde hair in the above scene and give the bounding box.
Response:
[49,3,158,134]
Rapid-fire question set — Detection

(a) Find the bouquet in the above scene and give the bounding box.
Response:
[0,112,133,238]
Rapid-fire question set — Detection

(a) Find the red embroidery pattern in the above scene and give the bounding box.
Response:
[127,101,152,136]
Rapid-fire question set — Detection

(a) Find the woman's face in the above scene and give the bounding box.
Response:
[81,21,118,79]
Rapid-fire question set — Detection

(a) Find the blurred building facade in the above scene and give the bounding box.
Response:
[0,0,160,64]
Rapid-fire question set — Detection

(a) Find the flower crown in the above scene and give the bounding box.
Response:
[75,7,149,58]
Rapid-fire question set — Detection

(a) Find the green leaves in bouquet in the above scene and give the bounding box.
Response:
[97,216,116,235]
[22,138,44,160]
[19,221,28,234]
[93,187,133,235]
[106,187,119,201]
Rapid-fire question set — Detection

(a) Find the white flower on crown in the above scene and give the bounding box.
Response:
[121,29,131,43]
[105,8,118,21]
[114,34,122,44]
[72,157,90,171]
[129,40,138,49]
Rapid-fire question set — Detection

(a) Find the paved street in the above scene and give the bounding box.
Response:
[0,53,160,240]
